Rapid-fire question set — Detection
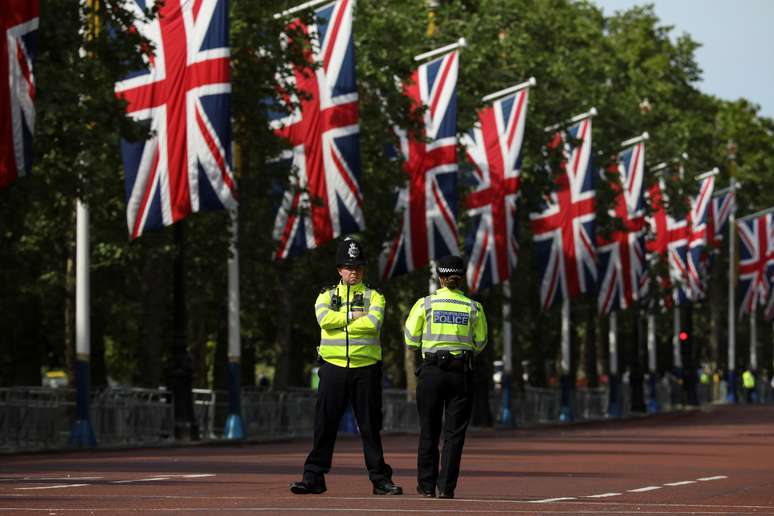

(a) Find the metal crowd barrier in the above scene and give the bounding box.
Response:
[0,387,74,451]
[2,378,772,452]
[91,388,174,445]
[240,387,316,439]
[382,388,419,432]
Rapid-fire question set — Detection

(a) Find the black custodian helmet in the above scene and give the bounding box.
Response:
[336,237,367,267]
[436,255,464,277]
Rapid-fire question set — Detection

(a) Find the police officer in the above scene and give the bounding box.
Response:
[404,255,487,499]
[290,237,402,496]
[743,367,756,403]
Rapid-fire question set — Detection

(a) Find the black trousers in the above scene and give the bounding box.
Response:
[303,361,392,484]
[416,362,473,494]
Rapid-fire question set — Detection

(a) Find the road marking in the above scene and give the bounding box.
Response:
[586,492,621,498]
[111,477,170,484]
[15,484,88,491]
[627,486,661,492]
[4,496,773,511]
[108,475,213,483]
[697,476,727,481]
[527,497,576,503]
[664,480,696,486]
[0,477,103,482]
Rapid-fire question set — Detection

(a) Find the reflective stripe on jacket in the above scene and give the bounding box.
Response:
[404,287,487,355]
[315,282,385,368]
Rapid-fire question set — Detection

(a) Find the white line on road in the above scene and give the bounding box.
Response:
[181,474,216,478]
[585,492,621,498]
[627,486,661,492]
[664,480,696,486]
[527,497,576,503]
[111,477,170,484]
[15,484,89,491]
[697,476,728,481]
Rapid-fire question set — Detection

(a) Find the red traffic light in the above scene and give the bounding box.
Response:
[679,331,689,342]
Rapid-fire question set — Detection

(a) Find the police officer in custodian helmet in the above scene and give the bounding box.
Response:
[404,255,488,499]
[290,237,402,496]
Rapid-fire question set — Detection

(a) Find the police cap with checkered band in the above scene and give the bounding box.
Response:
[436,255,464,277]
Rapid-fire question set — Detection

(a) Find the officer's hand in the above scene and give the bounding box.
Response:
[350,309,366,320]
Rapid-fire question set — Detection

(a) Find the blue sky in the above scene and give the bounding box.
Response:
[593,0,774,119]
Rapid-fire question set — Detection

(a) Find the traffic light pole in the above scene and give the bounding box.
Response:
[683,304,698,406]
[673,306,683,371]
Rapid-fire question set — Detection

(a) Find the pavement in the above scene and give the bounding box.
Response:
[1,403,773,514]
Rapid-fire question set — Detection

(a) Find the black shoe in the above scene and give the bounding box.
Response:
[438,490,454,499]
[416,485,436,498]
[289,480,326,495]
[373,480,403,495]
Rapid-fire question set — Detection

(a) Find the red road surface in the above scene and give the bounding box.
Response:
[1,404,773,514]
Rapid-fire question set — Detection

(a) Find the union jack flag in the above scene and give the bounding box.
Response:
[645,176,691,306]
[529,117,596,311]
[461,87,528,293]
[379,50,459,280]
[685,173,716,300]
[0,0,38,190]
[269,0,364,260]
[707,186,735,249]
[115,0,236,240]
[596,141,647,314]
[738,212,774,318]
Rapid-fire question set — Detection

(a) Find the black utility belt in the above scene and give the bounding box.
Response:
[422,350,471,371]
[423,350,467,361]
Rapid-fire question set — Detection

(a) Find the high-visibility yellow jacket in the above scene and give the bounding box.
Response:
[743,370,756,389]
[315,281,385,368]
[404,287,487,355]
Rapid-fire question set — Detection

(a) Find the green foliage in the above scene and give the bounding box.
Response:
[2,0,773,389]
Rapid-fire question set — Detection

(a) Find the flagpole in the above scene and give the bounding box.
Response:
[414,38,467,62]
[482,77,536,103]
[695,167,720,180]
[650,154,689,176]
[646,310,659,412]
[750,310,758,372]
[544,107,597,133]
[169,221,198,441]
[500,281,513,425]
[273,0,331,19]
[560,298,573,421]
[736,206,774,222]
[224,208,244,439]
[69,198,96,447]
[69,0,98,448]
[727,142,738,403]
[620,132,649,148]
[608,311,620,417]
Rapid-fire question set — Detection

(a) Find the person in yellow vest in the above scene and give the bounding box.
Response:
[290,237,402,496]
[404,255,488,499]
[742,367,756,403]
